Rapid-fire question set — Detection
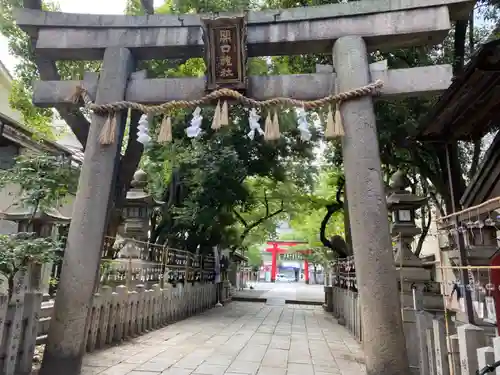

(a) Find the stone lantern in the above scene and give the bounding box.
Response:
[116,170,163,287]
[386,170,441,310]
[122,169,158,243]
[387,170,427,245]
[0,204,71,299]
[0,205,70,236]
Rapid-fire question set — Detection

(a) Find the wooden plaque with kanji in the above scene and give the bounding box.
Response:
[202,16,248,92]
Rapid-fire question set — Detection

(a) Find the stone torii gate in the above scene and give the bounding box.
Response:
[14,0,473,374]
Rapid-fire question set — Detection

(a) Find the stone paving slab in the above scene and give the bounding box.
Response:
[81,302,365,375]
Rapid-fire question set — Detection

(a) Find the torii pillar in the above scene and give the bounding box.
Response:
[303,258,309,284]
[267,242,285,282]
[333,35,409,375]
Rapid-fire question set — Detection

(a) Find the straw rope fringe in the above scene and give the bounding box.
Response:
[72,80,384,115]
[71,80,383,144]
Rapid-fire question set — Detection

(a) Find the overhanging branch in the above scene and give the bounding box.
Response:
[320,177,344,248]
[237,198,285,244]
[415,203,432,257]
[233,208,248,228]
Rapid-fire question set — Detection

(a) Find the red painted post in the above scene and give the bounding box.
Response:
[271,246,278,282]
[304,258,309,284]
[271,243,278,283]
[266,241,308,283]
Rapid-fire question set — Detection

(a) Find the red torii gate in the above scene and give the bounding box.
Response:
[266,240,311,283]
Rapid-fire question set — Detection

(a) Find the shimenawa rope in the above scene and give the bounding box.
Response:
[69,80,384,145]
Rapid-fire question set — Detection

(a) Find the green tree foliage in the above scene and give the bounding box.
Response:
[0,0,101,140]
[246,244,263,269]
[0,233,61,298]
[146,105,319,254]
[3,0,498,261]
[278,169,344,268]
[0,153,79,212]
[124,1,323,255]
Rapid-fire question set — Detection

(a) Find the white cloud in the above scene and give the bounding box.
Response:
[0,0,165,75]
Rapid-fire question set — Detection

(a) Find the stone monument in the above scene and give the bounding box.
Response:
[387,170,443,375]
[116,169,162,287]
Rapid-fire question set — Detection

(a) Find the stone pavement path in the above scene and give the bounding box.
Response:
[82,302,365,375]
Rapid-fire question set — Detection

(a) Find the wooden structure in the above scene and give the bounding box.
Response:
[0,112,75,162]
[0,206,70,234]
[418,39,500,327]
[15,0,473,374]
[0,265,216,375]
[461,131,500,208]
[202,16,247,92]
[330,282,500,375]
[419,39,500,141]
[0,112,78,234]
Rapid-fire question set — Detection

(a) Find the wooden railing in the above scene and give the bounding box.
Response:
[0,248,221,375]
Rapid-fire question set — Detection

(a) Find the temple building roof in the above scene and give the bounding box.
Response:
[418,39,500,141]
[0,204,71,223]
[232,251,248,262]
[460,130,500,208]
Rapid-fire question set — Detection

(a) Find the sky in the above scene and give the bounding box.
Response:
[0,0,165,75]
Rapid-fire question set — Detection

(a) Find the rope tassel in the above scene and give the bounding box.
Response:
[220,100,229,126]
[158,115,172,143]
[264,110,280,141]
[70,80,383,145]
[99,113,117,145]
[334,103,345,137]
[264,112,273,140]
[272,110,280,140]
[211,101,221,130]
[325,103,344,139]
[325,105,335,139]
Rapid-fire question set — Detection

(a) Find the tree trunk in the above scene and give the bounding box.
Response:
[343,195,352,254]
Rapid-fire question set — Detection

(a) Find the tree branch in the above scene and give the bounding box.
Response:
[114,110,144,208]
[232,208,248,228]
[429,191,446,217]
[264,191,269,217]
[453,19,468,75]
[320,204,341,248]
[238,199,285,245]
[101,111,144,254]
[468,139,481,181]
[320,177,344,249]
[415,203,432,257]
